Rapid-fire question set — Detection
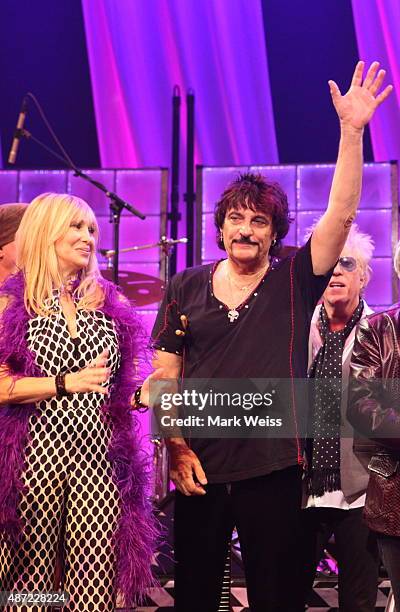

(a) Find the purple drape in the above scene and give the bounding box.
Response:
[82,0,278,168]
[352,0,400,162]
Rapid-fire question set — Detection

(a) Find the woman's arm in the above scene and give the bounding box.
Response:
[0,350,111,405]
[0,296,59,403]
[0,367,57,404]
[0,295,112,405]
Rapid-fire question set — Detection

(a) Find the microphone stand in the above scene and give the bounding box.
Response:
[15,127,145,285]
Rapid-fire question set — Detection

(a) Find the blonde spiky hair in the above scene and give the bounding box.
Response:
[340,223,374,287]
[306,222,374,289]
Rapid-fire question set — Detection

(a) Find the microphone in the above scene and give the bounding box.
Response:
[8,96,28,164]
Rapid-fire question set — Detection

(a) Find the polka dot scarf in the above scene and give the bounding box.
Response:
[308,300,364,497]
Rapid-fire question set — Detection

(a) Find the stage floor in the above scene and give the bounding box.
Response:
[121,498,393,611]
[115,577,392,611]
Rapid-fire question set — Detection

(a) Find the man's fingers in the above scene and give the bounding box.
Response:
[171,467,206,496]
[181,461,207,494]
[174,480,194,496]
[169,448,207,495]
[193,460,208,486]
[351,60,364,87]
[171,472,191,496]
[177,484,189,496]
[190,484,206,495]
[328,80,341,103]
[362,61,380,89]
[369,69,386,96]
[375,84,393,106]
[181,477,206,495]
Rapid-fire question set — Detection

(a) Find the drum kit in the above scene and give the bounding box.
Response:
[99,235,188,306]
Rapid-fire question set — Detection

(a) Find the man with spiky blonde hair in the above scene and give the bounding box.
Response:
[301,224,379,611]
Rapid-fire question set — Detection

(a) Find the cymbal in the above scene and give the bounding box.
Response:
[101,269,163,306]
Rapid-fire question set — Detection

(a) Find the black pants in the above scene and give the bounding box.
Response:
[299,507,379,612]
[174,465,303,612]
[377,534,400,611]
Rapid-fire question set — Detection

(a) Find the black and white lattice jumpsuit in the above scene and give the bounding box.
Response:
[0,294,121,612]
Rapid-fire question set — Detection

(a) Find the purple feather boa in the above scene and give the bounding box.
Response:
[0,272,158,605]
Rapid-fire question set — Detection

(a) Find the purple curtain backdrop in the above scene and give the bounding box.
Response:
[352,0,400,162]
[81,0,278,168]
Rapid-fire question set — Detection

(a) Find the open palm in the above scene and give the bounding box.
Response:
[330,61,392,130]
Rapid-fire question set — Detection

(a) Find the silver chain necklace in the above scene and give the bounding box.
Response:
[226,262,268,323]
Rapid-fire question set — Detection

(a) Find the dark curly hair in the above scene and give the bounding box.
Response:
[214,172,292,256]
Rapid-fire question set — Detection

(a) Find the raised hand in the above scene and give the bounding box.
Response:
[329,61,393,130]
[65,349,110,395]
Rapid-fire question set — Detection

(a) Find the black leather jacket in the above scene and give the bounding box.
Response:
[347,307,400,535]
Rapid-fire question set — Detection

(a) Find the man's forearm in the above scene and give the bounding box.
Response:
[327,124,364,223]
[311,125,364,274]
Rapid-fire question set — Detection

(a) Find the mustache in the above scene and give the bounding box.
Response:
[232,237,258,246]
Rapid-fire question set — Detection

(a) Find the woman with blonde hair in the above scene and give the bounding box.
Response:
[0,193,156,611]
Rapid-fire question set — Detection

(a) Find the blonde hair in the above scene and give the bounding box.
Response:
[342,224,374,287]
[16,192,104,316]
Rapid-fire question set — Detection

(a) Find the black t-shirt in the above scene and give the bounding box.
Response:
[152,238,330,483]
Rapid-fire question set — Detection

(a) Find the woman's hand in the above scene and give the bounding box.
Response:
[65,350,110,395]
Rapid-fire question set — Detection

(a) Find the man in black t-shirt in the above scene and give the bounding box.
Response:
[144,62,392,612]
